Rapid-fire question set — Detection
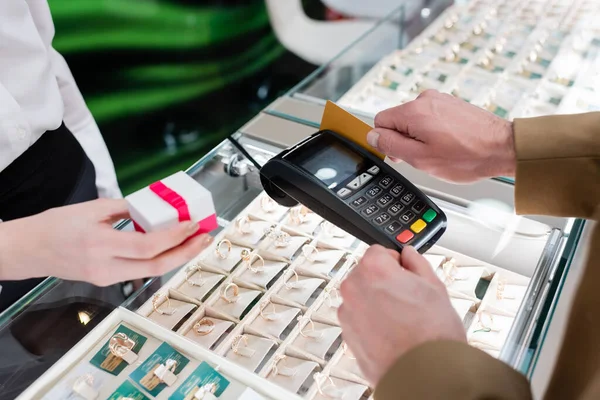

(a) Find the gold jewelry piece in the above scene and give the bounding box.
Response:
[442,258,468,285]
[314,373,343,399]
[342,342,356,360]
[109,332,136,359]
[473,312,501,333]
[221,283,240,303]
[322,221,346,238]
[152,293,176,316]
[185,264,205,287]
[290,206,310,225]
[324,287,342,309]
[260,301,279,321]
[264,227,291,247]
[284,269,301,290]
[194,318,215,336]
[241,249,265,273]
[236,216,252,234]
[232,335,256,358]
[215,239,232,259]
[271,354,296,377]
[298,316,323,340]
[72,374,98,400]
[301,245,319,262]
[261,196,277,213]
[496,280,516,300]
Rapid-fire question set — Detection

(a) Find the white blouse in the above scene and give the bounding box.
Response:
[0,0,121,199]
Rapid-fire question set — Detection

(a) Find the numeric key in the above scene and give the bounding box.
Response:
[388,202,405,216]
[401,192,415,205]
[379,176,394,188]
[351,196,367,208]
[362,204,379,217]
[366,186,382,198]
[373,213,391,226]
[390,184,404,197]
[377,194,393,207]
[400,210,416,224]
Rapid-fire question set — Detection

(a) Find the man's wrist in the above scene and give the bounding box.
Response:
[491,119,517,178]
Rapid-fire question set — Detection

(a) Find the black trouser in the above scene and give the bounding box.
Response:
[0,123,99,311]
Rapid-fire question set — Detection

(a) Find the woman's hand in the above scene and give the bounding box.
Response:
[367,90,516,183]
[0,199,212,286]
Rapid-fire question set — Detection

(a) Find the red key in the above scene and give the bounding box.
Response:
[396,230,414,244]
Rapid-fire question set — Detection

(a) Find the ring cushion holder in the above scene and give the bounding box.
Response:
[147,298,198,331]
[174,270,226,303]
[290,321,343,361]
[226,217,273,247]
[224,335,277,372]
[312,295,341,326]
[467,312,515,351]
[261,233,310,261]
[200,242,251,274]
[295,247,347,279]
[283,208,324,235]
[273,277,326,308]
[250,194,290,222]
[310,377,369,400]
[266,356,320,394]
[126,171,218,235]
[184,315,235,350]
[212,287,262,320]
[450,298,476,324]
[235,258,288,290]
[246,304,302,340]
[480,272,529,317]
[315,223,358,250]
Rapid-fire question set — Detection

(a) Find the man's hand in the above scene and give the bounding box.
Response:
[0,199,212,286]
[367,90,516,183]
[338,245,466,386]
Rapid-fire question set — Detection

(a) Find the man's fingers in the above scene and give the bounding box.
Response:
[109,221,202,259]
[90,198,130,220]
[367,127,424,161]
[401,246,440,284]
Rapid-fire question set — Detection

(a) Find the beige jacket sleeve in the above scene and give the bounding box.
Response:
[375,112,600,400]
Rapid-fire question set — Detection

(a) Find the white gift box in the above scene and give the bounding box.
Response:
[126,171,217,235]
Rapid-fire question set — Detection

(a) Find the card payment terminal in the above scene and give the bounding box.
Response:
[260,130,446,253]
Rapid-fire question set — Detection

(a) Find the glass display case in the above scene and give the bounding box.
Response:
[0,0,596,398]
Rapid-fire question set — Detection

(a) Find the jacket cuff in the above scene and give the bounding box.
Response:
[514,113,600,218]
[375,341,531,400]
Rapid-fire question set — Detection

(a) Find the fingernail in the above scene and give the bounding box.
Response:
[367,130,379,148]
[185,222,199,234]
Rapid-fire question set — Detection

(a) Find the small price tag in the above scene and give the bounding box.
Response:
[129,342,190,397]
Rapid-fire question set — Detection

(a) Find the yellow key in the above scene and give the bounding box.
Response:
[410,219,427,234]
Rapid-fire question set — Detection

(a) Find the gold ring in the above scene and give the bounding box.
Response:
[298,317,323,340]
[236,216,252,234]
[185,264,205,287]
[275,231,290,247]
[322,221,346,238]
[152,293,176,316]
[193,318,215,336]
[473,312,500,333]
[109,333,136,359]
[302,245,319,262]
[284,269,301,290]
[342,342,356,360]
[271,354,296,377]
[261,196,277,213]
[232,335,256,358]
[215,239,232,259]
[241,249,265,273]
[290,206,309,225]
[324,287,342,308]
[260,301,278,321]
[314,373,339,397]
[221,283,239,303]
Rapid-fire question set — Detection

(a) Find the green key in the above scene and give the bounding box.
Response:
[423,209,437,222]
